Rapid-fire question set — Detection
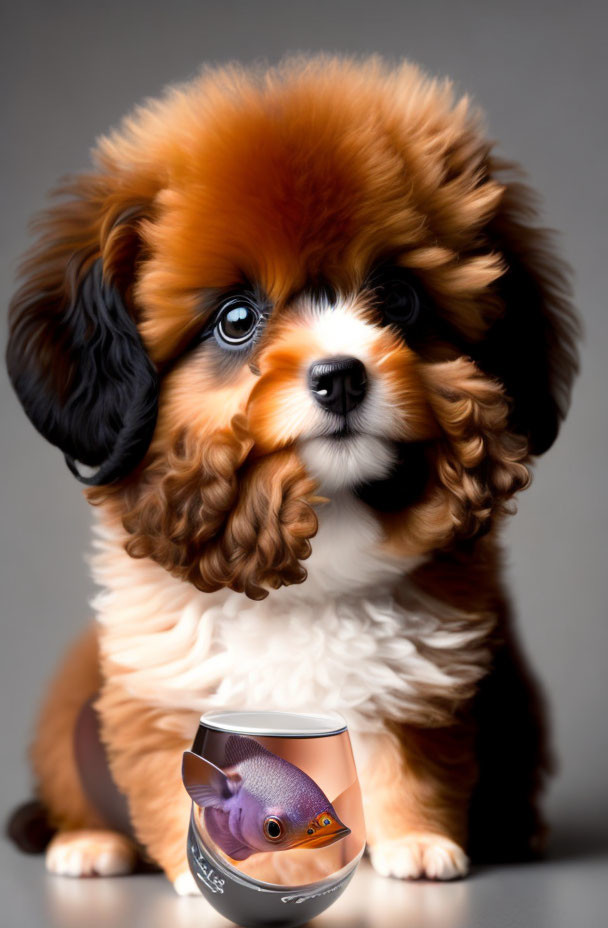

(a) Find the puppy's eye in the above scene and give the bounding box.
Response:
[381,273,421,326]
[215,299,260,347]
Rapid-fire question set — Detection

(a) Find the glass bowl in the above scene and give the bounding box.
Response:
[182,709,365,927]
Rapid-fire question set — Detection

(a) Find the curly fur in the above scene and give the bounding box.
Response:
[90,421,319,600]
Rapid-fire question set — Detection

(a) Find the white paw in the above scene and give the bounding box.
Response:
[172,870,200,896]
[369,833,469,881]
[46,829,137,878]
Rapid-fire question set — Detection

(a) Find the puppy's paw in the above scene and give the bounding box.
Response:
[369,832,469,881]
[46,829,137,877]
[172,870,200,896]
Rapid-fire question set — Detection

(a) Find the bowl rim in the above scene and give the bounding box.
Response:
[198,709,347,737]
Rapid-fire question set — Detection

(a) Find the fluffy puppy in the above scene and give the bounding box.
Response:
[6,56,578,892]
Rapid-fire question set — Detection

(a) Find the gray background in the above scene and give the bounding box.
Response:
[1,1,607,926]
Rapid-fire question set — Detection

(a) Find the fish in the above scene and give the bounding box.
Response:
[182,734,350,861]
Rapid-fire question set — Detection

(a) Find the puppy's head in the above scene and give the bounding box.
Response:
[7,58,578,598]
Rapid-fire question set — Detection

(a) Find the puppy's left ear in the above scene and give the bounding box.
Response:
[6,174,159,485]
[472,169,580,455]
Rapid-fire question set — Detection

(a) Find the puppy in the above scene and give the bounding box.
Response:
[6,56,578,892]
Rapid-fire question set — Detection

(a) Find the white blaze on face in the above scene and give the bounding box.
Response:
[300,433,397,493]
[294,298,403,492]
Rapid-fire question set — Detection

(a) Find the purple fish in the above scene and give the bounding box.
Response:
[182,735,350,861]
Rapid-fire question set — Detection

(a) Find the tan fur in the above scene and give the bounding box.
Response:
[94,684,195,883]
[30,626,105,833]
[358,728,476,849]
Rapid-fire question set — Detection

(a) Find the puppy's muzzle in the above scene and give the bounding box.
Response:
[308,356,368,416]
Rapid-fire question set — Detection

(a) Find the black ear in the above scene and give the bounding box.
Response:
[7,257,158,485]
[471,179,580,456]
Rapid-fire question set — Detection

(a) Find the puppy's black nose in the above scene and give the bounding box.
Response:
[308,357,368,415]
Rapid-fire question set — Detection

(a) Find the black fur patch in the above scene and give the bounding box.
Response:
[470,259,561,456]
[7,259,158,485]
[354,441,429,513]
[5,799,55,854]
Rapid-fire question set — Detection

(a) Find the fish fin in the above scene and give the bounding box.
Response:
[182,751,236,809]
[204,808,253,861]
[224,734,274,767]
[224,769,243,795]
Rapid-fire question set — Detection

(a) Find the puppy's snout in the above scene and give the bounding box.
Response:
[308,357,368,415]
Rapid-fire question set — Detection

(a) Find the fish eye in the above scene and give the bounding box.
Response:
[215,298,260,348]
[322,817,331,826]
[263,816,284,841]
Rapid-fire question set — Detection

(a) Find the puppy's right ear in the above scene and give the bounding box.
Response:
[6,174,159,485]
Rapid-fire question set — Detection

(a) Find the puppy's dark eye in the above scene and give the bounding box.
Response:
[215,299,259,347]
[379,271,421,326]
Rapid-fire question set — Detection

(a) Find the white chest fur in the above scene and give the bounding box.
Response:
[90,496,494,741]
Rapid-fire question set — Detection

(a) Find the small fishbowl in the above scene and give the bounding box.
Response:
[182,709,365,928]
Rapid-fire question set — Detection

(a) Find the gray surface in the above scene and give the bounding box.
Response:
[1,1,607,926]
[3,835,608,928]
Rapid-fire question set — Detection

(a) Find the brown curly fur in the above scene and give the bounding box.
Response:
[90,426,319,600]
[380,358,531,558]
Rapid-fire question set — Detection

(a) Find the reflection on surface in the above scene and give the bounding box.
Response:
[25,824,608,928]
[317,857,471,928]
[4,812,607,928]
[43,857,472,928]
[45,869,216,928]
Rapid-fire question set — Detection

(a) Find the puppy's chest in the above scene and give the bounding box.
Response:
[91,505,494,736]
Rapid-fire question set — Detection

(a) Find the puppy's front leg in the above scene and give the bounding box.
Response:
[97,690,199,895]
[355,723,477,880]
